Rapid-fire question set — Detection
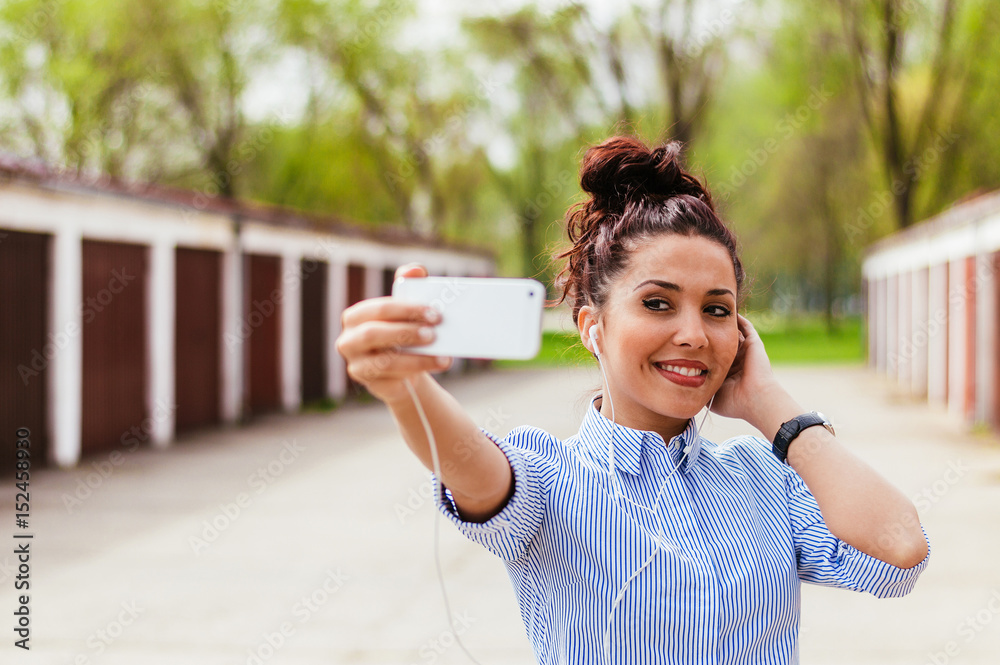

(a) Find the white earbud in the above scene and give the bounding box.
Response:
[589,324,600,356]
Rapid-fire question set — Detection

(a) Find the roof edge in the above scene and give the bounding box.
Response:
[864,187,1000,258]
[0,155,495,260]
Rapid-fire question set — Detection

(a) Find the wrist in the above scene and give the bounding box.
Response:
[382,371,434,410]
[747,382,803,442]
[773,411,835,464]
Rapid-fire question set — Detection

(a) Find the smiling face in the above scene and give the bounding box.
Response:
[577,232,740,441]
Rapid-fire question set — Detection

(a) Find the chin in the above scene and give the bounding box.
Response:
[652,397,706,421]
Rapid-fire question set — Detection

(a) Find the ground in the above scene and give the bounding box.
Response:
[1,364,998,664]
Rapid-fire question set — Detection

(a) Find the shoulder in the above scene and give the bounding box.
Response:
[485,423,564,457]
[702,432,794,489]
[480,423,571,487]
[708,433,780,467]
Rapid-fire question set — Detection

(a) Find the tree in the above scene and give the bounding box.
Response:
[634,0,736,148]
[835,0,965,229]
[275,0,493,237]
[0,0,279,200]
[0,0,171,179]
[920,0,1000,212]
[464,5,627,280]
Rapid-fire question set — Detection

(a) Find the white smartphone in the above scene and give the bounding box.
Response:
[391,276,545,360]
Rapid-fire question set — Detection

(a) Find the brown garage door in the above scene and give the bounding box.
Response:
[81,240,148,455]
[175,247,221,432]
[382,267,396,297]
[245,254,282,416]
[301,258,328,404]
[345,264,366,397]
[0,230,50,470]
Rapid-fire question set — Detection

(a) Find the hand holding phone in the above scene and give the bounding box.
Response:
[391,276,545,360]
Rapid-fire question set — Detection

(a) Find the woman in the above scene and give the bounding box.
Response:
[335,136,931,664]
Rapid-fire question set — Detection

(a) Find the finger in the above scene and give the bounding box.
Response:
[736,314,757,339]
[348,351,451,384]
[341,296,441,330]
[394,262,428,282]
[337,319,439,359]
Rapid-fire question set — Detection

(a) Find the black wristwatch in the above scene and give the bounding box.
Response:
[772,411,835,463]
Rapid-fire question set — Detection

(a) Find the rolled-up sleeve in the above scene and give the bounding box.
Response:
[433,427,546,562]
[786,467,931,598]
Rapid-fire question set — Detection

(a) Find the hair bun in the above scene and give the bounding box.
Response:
[579,136,711,211]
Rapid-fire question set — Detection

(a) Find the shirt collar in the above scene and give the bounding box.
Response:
[578,394,703,476]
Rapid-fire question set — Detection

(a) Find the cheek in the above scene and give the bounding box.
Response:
[712,329,740,369]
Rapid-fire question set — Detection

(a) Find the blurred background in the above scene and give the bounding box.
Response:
[2,0,1000,663]
[3,0,998,319]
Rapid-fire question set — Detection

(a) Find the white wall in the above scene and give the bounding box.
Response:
[927,262,949,406]
[896,271,912,387]
[875,277,887,373]
[280,252,303,413]
[328,261,348,400]
[48,228,82,467]
[910,267,929,397]
[975,252,996,424]
[886,274,899,378]
[862,195,1000,427]
[947,258,967,418]
[220,237,244,424]
[148,240,175,446]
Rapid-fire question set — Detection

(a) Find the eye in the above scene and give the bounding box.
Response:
[642,298,670,311]
[705,305,732,318]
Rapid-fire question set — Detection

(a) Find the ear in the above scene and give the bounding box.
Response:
[577,305,598,356]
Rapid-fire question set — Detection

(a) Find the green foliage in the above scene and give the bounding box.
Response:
[1,0,997,299]
[240,122,402,225]
[754,315,865,365]
[494,330,594,369]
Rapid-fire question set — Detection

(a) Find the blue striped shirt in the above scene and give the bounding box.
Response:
[434,395,931,664]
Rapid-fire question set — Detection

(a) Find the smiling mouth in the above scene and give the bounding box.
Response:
[654,363,707,377]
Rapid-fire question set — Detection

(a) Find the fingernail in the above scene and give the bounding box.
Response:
[418,326,434,341]
[424,308,441,323]
[437,356,450,367]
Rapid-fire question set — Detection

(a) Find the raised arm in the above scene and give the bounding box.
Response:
[334,263,513,522]
[713,315,929,569]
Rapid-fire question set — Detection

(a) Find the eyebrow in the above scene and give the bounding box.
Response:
[632,279,734,298]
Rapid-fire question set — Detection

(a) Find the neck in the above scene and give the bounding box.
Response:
[595,395,690,443]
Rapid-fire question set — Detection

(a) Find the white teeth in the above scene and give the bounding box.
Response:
[661,364,704,377]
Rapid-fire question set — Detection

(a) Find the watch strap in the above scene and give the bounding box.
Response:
[772,412,829,463]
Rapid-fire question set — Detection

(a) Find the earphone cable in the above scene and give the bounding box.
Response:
[403,375,485,665]
[595,347,714,664]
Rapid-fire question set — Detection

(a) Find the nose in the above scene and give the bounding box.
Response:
[672,307,709,348]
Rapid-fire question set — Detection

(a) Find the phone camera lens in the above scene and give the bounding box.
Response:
[529,291,534,297]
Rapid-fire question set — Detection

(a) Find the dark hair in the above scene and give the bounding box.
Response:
[551,135,746,326]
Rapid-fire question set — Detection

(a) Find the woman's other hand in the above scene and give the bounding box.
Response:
[710,314,784,429]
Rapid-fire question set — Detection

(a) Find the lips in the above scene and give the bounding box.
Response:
[653,360,708,387]
[657,364,705,377]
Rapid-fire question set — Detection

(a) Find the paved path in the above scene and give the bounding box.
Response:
[2,364,999,664]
